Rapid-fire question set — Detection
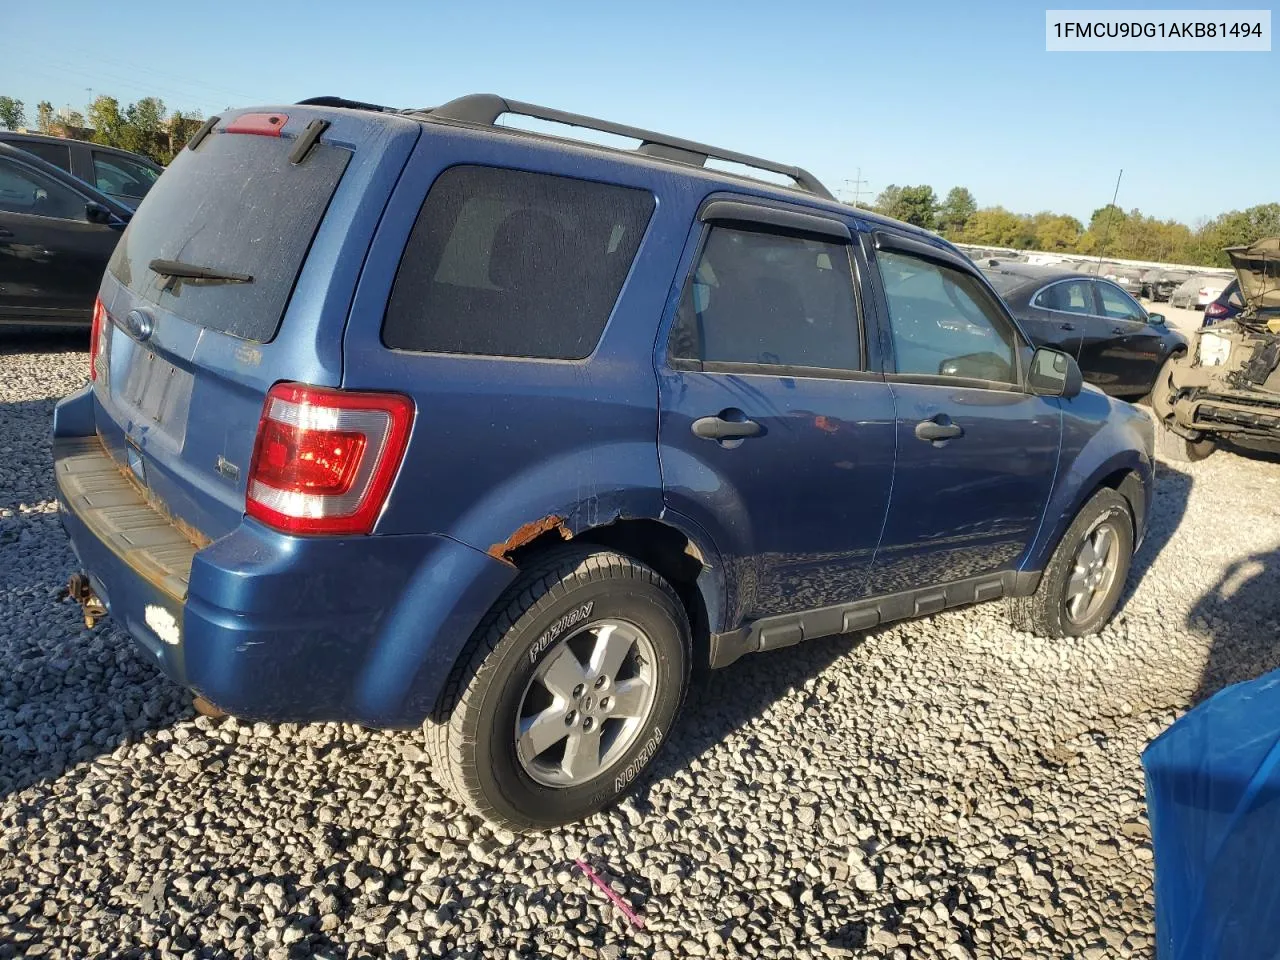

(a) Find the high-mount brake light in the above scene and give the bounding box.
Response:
[225,113,288,137]
[246,384,414,536]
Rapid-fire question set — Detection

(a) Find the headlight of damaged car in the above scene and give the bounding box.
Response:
[1198,332,1232,367]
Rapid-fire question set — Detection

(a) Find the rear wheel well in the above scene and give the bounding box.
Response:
[507,519,712,670]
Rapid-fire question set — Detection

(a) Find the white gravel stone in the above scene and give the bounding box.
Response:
[3,334,1279,957]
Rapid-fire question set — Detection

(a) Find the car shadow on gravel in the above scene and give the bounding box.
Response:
[641,627,877,788]
[0,515,191,801]
[1120,461,1192,611]
[1,388,188,801]
[1188,546,1280,705]
[0,327,89,355]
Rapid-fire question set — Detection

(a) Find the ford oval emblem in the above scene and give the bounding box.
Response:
[123,309,154,342]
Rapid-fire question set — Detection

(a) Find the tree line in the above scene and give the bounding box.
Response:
[1,91,1274,266]
[0,93,205,166]
[870,184,1279,268]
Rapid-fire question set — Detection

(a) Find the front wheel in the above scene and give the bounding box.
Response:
[1008,488,1134,638]
[426,546,690,831]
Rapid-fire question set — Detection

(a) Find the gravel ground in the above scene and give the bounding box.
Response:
[3,332,1279,959]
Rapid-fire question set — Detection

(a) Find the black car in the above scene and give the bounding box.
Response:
[0,142,132,326]
[0,131,162,209]
[983,263,1187,399]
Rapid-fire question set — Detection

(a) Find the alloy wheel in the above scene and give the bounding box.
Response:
[1064,521,1121,624]
[515,620,658,787]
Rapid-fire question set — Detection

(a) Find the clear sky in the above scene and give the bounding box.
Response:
[5,0,1276,224]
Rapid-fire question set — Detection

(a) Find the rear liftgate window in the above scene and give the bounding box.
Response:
[106,130,350,342]
[382,165,655,359]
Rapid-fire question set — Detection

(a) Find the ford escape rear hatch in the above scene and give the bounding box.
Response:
[91,108,416,542]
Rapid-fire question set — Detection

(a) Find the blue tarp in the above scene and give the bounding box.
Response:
[1144,668,1280,959]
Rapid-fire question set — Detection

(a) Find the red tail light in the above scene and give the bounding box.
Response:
[246,384,414,536]
[1205,302,1228,317]
[1199,288,1212,297]
[89,298,109,382]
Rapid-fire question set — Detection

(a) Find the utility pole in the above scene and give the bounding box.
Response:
[1096,168,1123,266]
[841,169,869,207]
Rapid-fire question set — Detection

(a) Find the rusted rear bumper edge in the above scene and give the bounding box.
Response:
[55,435,198,602]
[53,417,517,727]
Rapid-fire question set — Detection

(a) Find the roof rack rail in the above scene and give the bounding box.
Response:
[422,94,834,200]
[296,96,395,112]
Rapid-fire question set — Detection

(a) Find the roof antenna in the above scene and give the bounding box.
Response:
[1095,168,1123,272]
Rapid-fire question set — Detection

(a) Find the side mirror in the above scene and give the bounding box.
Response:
[85,201,114,225]
[1027,346,1083,399]
[1147,312,1166,326]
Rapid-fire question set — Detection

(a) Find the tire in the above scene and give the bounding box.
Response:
[1147,356,1217,462]
[426,545,690,831]
[1156,423,1216,462]
[1008,488,1134,638]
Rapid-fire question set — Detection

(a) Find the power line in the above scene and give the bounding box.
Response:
[840,168,870,206]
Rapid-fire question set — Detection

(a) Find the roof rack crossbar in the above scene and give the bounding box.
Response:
[424,94,833,199]
[296,96,395,112]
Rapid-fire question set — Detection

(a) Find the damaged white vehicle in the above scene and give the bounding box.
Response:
[1152,237,1280,460]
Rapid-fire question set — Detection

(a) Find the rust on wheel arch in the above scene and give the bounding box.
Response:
[487,514,573,563]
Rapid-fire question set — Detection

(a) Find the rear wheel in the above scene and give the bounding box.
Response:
[426,546,690,831]
[1008,488,1134,638]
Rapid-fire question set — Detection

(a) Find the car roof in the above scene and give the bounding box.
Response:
[288,95,948,251]
[0,141,134,217]
[0,130,163,170]
[980,262,1096,287]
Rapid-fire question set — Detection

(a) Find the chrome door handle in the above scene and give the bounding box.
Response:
[692,415,762,440]
[914,416,964,442]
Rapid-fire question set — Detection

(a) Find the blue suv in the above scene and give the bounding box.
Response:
[53,95,1155,829]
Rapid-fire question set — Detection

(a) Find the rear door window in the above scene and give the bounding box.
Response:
[107,131,350,342]
[668,225,862,371]
[382,165,655,359]
[17,140,73,172]
[92,150,160,203]
[1034,279,1094,314]
[0,157,86,220]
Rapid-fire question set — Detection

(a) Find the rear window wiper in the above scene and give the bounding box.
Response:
[149,258,253,284]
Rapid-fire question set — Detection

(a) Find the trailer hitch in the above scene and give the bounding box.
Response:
[67,572,107,629]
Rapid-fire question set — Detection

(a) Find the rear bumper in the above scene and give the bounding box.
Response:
[53,387,517,727]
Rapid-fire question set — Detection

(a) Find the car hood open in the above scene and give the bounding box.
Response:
[1226,237,1280,312]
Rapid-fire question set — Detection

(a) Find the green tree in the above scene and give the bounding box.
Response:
[36,100,55,133]
[0,96,25,130]
[957,207,1035,248]
[936,187,977,237]
[874,184,904,218]
[1203,204,1280,264]
[875,184,937,229]
[128,96,166,134]
[87,95,128,147]
[1030,212,1083,251]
